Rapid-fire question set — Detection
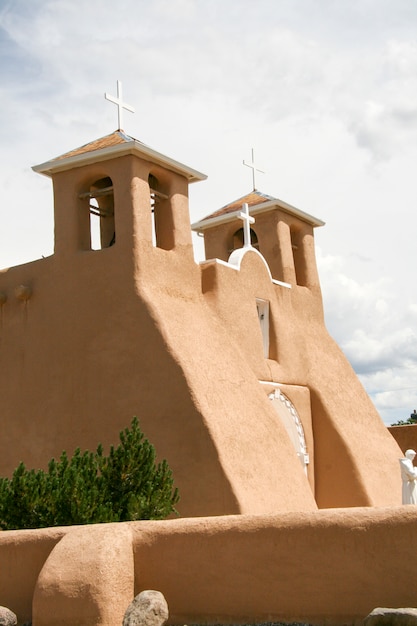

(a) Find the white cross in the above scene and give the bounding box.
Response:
[105,80,135,130]
[243,148,265,191]
[238,203,255,248]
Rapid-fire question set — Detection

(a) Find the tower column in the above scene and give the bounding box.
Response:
[277,219,297,285]
[52,169,87,258]
[121,156,153,249]
[300,229,321,289]
[156,174,194,256]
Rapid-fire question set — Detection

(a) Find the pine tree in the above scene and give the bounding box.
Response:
[0,417,179,530]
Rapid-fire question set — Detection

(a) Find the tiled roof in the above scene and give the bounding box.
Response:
[191,189,325,231]
[204,190,276,221]
[32,131,207,183]
[54,130,135,161]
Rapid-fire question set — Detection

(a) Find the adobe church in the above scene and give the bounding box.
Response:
[0,116,403,517]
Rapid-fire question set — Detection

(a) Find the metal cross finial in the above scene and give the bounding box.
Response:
[243,148,265,191]
[238,203,255,248]
[105,80,135,130]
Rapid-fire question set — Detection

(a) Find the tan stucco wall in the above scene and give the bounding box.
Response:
[0,526,67,624]
[0,155,319,516]
[0,147,404,519]
[389,425,417,455]
[1,508,417,626]
[133,508,417,625]
[199,250,402,507]
[0,141,412,626]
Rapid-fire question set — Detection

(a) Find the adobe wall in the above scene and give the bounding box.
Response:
[133,508,417,625]
[0,526,67,623]
[300,313,402,507]
[0,149,403,517]
[1,508,417,626]
[0,227,403,516]
[0,169,317,517]
[133,243,318,513]
[198,250,403,507]
[389,425,417,455]
[0,248,244,517]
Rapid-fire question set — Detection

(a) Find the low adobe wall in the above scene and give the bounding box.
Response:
[0,526,67,623]
[389,424,417,455]
[132,509,417,625]
[1,507,417,626]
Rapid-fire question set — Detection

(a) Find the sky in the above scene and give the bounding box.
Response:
[0,0,416,425]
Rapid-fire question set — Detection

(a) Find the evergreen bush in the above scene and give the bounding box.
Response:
[0,417,179,530]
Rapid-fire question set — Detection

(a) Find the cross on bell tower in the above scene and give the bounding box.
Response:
[238,202,255,248]
[105,80,135,130]
[243,148,265,191]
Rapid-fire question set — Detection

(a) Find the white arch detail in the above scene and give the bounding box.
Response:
[228,246,273,280]
[268,388,309,475]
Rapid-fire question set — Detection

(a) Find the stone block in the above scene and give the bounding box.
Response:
[364,607,417,626]
[123,590,169,626]
[0,606,17,626]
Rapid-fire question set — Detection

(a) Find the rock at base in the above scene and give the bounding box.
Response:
[123,590,169,626]
[364,607,417,626]
[0,606,17,626]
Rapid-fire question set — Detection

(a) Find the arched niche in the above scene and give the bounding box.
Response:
[230,227,259,253]
[79,176,115,250]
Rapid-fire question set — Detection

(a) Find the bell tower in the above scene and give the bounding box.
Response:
[191,190,324,289]
[32,131,206,263]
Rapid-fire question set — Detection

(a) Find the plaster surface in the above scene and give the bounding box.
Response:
[389,425,417,455]
[1,509,417,626]
[0,135,404,514]
[0,132,410,626]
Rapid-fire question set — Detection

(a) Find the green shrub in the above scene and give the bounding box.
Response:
[0,417,179,530]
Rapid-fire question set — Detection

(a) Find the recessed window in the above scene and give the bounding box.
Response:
[256,298,269,358]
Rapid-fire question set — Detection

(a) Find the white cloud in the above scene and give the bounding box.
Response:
[360,366,417,426]
[317,249,417,424]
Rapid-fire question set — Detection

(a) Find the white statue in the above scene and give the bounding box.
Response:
[399,449,417,504]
